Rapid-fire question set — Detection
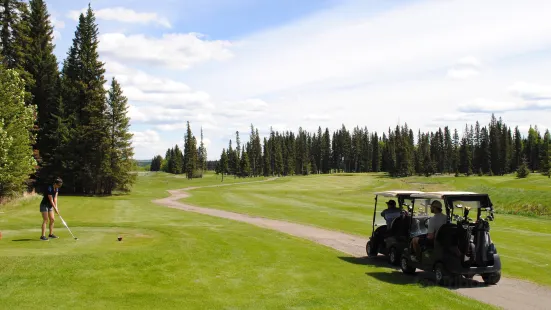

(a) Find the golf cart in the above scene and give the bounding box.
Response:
[399,191,502,286]
[366,190,424,265]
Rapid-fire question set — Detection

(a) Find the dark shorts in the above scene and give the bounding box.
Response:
[417,234,434,248]
[40,203,53,213]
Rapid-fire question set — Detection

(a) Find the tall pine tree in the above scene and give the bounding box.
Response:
[1,0,34,103]
[26,0,61,187]
[60,5,109,194]
[104,77,135,193]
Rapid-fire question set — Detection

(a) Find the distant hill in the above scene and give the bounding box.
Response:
[135,160,152,167]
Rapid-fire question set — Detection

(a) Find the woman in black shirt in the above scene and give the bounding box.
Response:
[39,178,63,241]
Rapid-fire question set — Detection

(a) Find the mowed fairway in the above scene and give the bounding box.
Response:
[0,173,494,309]
[184,173,551,287]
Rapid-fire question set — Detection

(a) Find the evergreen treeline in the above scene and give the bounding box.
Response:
[150,123,208,179]
[0,1,135,198]
[214,117,550,179]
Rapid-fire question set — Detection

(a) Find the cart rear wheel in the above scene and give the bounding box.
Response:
[366,241,377,257]
[389,247,399,265]
[434,263,450,286]
[482,271,501,285]
[400,256,416,274]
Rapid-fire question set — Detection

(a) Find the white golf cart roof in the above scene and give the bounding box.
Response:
[410,191,482,199]
[374,190,424,197]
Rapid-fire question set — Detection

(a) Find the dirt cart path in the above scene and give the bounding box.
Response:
[152,179,551,310]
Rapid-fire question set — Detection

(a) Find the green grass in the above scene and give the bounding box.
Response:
[0,172,494,309]
[184,173,551,287]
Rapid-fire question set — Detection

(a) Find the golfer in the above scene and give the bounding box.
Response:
[39,177,62,241]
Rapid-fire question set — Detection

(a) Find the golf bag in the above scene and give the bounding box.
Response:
[473,219,492,266]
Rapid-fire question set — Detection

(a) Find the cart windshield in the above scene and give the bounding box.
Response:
[450,198,492,221]
[409,198,439,237]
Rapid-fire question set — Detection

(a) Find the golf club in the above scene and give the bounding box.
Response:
[58,214,78,240]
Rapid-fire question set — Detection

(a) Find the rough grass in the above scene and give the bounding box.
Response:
[0,172,494,309]
[184,172,551,287]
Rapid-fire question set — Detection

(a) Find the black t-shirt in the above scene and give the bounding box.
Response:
[41,185,58,205]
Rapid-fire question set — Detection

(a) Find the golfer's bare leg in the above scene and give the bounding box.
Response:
[48,211,55,235]
[41,212,48,237]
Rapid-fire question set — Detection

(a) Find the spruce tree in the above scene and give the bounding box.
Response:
[0,0,20,66]
[235,130,241,168]
[252,128,261,176]
[226,140,235,175]
[105,77,135,193]
[541,130,550,176]
[371,132,380,172]
[516,156,530,178]
[240,147,251,177]
[322,128,331,173]
[150,155,162,171]
[489,115,501,175]
[183,122,197,178]
[199,127,207,177]
[274,137,283,176]
[26,0,61,187]
[43,96,69,183]
[60,5,108,194]
[286,132,296,175]
[513,126,523,169]
[480,127,492,174]
[190,136,198,178]
[452,129,460,173]
[173,144,183,174]
[1,0,34,102]
[219,148,228,181]
[443,127,453,174]
[459,135,473,175]
[262,137,271,176]
[161,149,171,172]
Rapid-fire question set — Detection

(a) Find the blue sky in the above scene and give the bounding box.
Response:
[45,0,551,160]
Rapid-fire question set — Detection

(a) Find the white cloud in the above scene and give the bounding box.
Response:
[98,33,233,70]
[126,98,219,130]
[50,16,65,29]
[304,114,332,121]
[446,67,480,80]
[105,62,192,93]
[175,0,551,157]
[131,129,180,159]
[432,113,479,123]
[104,61,213,109]
[131,130,161,147]
[509,81,551,101]
[458,98,524,113]
[213,98,269,118]
[446,56,482,80]
[102,0,551,159]
[68,7,171,28]
[458,97,551,113]
[187,0,551,99]
[49,16,65,41]
[456,56,482,68]
[517,124,549,135]
[153,114,219,131]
